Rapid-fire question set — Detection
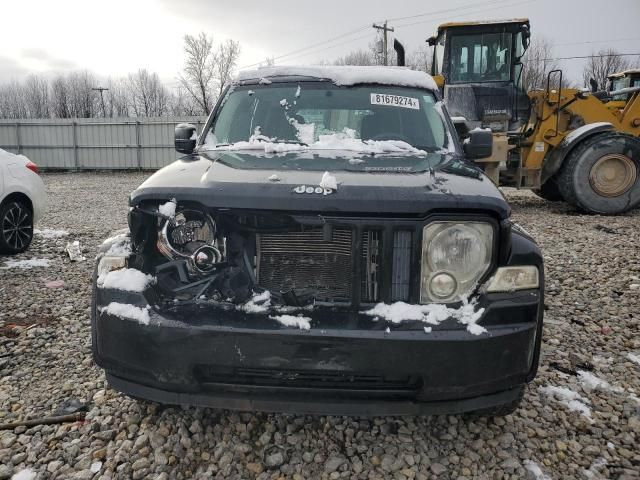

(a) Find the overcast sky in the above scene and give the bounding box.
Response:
[1,0,639,86]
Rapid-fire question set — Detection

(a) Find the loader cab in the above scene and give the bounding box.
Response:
[607,69,640,102]
[427,19,531,133]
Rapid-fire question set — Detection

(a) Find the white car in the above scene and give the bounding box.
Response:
[0,149,47,253]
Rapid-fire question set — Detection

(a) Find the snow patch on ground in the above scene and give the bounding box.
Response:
[2,258,51,269]
[627,352,640,366]
[100,302,150,325]
[523,460,551,480]
[159,199,177,218]
[34,228,68,239]
[539,385,592,418]
[237,65,438,91]
[97,268,155,292]
[577,370,624,393]
[362,297,486,335]
[11,469,37,480]
[270,314,311,330]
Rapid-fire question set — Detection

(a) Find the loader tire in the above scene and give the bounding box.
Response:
[532,177,563,202]
[557,133,640,214]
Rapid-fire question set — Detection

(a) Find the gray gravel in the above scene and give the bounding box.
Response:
[1,172,639,480]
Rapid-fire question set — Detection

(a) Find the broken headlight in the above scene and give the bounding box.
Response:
[420,222,493,303]
[157,209,224,273]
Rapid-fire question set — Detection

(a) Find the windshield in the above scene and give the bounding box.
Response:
[203,83,450,154]
[449,32,512,83]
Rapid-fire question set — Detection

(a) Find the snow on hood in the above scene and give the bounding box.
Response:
[236,65,438,91]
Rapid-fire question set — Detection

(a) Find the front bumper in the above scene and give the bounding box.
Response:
[92,286,543,416]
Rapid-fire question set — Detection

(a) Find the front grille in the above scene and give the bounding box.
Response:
[392,230,412,301]
[257,228,353,301]
[195,366,420,392]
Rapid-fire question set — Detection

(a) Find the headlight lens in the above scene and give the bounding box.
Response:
[484,266,539,293]
[421,222,493,303]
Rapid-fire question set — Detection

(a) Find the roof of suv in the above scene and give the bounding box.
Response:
[235,65,438,91]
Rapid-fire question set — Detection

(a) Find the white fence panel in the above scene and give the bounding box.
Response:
[0,117,207,170]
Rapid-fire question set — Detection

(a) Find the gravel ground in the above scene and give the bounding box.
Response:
[1,172,639,480]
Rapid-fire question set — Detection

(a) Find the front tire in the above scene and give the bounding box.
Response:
[0,200,34,254]
[532,177,563,202]
[557,133,640,214]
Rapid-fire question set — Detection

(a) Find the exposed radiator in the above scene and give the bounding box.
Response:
[257,228,353,301]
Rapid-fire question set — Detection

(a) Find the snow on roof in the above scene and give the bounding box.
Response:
[437,18,529,29]
[608,69,640,79]
[236,65,438,91]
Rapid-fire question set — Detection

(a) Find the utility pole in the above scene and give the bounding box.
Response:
[372,21,394,66]
[92,87,109,117]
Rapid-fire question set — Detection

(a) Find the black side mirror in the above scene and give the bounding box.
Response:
[175,123,197,154]
[463,129,493,159]
[589,78,599,93]
[426,36,437,47]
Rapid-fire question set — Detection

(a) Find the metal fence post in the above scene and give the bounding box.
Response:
[72,121,79,170]
[15,122,21,154]
[136,121,142,170]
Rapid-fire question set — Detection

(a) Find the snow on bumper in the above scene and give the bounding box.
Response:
[92,283,543,415]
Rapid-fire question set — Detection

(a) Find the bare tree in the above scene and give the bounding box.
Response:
[582,48,631,90]
[520,37,559,92]
[128,69,170,117]
[406,45,432,72]
[66,71,97,118]
[180,33,216,115]
[23,75,50,118]
[214,39,241,98]
[334,49,376,66]
[50,76,71,118]
[0,81,27,119]
[105,78,131,117]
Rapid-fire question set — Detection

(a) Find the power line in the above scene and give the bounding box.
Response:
[555,37,640,47]
[547,53,640,61]
[392,0,535,30]
[239,0,533,69]
[382,0,528,24]
[238,25,371,69]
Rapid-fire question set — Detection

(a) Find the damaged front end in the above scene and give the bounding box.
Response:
[123,199,368,309]
[93,197,544,415]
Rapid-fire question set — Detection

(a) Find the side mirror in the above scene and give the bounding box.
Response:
[426,36,437,47]
[175,123,197,154]
[464,129,493,159]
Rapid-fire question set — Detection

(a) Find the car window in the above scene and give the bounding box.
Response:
[205,83,450,153]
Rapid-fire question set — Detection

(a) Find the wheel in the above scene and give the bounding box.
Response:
[532,177,563,201]
[0,200,34,254]
[557,133,640,214]
[467,387,524,417]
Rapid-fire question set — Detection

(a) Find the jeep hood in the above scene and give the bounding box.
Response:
[130,150,510,218]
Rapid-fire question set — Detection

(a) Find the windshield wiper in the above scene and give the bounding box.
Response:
[272,139,308,146]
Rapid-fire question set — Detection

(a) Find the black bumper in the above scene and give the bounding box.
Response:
[92,288,543,416]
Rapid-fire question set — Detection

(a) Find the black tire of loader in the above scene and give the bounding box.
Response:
[557,132,640,214]
[532,177,563,202]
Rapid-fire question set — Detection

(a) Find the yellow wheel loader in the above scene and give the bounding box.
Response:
[427,20,640,214]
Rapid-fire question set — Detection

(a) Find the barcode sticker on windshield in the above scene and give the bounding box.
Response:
[370,93,420,110]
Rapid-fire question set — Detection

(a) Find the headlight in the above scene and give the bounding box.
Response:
[484,266,539,293]
[420,222,493,303]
